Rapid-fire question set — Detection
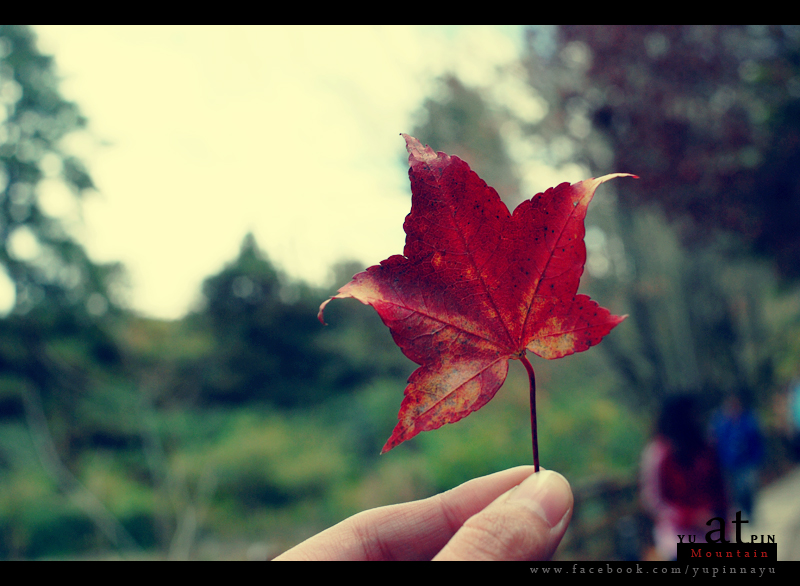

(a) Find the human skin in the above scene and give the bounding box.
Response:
[274,467,573,561]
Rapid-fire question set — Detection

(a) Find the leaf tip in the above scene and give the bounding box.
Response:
[317,298,333,325]
[605,313,628,331]
[401,133,438,166]
[594,172,639,184]
[380,435,399,454]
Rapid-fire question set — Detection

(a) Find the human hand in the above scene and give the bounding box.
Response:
[273,466,572,561]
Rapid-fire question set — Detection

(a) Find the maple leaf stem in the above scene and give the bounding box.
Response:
[519,353,539,473]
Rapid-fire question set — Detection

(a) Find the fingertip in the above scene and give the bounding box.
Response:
[508,470,573,530]
[433,469,573,561]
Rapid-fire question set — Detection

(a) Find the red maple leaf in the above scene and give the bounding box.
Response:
[319,135,631,463]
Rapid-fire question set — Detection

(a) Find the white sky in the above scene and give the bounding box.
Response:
[19,25,529,320]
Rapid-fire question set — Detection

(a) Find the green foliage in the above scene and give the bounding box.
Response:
[190,411,352,506]
[191,234,347,405]
[186,233,409,409]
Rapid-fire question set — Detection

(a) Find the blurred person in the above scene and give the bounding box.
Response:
[709,391,764,520]
[274,467,572,561]
[640,394,727,561]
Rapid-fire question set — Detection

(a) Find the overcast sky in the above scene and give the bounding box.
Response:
[23,25,531,320]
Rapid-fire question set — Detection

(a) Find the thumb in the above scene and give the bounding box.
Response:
[433,469,573,561]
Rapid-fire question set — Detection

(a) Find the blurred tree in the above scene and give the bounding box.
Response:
[0,25,126,422]
[190,233,393,407]
[0,25,123,321]
[524,25,800,279]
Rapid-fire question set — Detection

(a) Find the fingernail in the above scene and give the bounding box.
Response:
[508,470,572,529]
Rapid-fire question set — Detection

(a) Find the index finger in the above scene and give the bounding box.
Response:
[273,465,539,561]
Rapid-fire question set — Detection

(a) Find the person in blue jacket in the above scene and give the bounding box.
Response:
[710,391,764,521]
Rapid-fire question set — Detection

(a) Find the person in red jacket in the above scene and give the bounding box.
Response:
[641,394,728,560]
